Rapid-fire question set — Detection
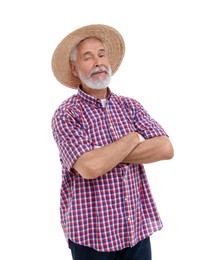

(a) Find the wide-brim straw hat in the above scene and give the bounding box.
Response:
[51,24,125,89]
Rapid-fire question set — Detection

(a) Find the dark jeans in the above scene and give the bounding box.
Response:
[69,237,151,260]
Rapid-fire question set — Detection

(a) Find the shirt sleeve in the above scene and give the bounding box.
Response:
[125,98,168,139]
[51,107,94,171]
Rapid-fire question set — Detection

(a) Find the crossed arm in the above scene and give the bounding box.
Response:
[73,132,174,180]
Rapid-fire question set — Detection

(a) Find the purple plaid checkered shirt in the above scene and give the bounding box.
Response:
[51,87,167,252]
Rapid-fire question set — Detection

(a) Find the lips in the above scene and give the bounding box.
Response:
[91,70,107,76]
[90,65,108,76]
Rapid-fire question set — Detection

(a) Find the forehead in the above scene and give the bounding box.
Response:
[76,37,106,54]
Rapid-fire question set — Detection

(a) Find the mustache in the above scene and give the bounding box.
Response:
[90,66,109,76]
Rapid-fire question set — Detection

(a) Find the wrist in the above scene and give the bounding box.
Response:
[134,132,141,144]
[134,132,145,143]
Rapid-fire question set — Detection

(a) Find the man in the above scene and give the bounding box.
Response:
[51,24,174,260]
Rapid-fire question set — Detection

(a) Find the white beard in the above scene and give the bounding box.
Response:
[77,66,112,90]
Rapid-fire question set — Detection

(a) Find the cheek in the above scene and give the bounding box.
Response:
[79,63,93,74]
[104,59,111,69]
[75,66,88,78]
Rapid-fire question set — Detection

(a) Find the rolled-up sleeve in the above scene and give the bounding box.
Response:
[51,108,94,171]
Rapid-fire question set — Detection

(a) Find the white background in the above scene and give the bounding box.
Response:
[0,0,224,259]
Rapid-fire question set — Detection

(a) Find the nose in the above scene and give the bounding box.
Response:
[94,56,102,67]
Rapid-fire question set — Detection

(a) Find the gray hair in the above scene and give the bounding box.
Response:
[69,37,107,63]
[70,44,79,63]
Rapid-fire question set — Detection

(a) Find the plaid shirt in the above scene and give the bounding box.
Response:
[51,87,167,252]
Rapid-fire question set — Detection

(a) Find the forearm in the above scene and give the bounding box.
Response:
[73,132,140,179]
[122,136,174,164]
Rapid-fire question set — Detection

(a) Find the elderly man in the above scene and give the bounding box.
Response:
[51,24,174,260]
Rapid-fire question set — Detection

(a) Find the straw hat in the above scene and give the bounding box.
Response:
[51,24,125,89]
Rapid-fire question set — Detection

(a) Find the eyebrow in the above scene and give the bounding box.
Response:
[82,48,107,57]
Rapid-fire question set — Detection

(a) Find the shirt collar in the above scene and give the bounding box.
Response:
[77,86,112,107]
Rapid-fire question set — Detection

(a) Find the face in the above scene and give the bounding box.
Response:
[71,38,112,90]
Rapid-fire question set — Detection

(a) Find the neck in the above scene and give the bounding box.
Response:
[81,85,108,99]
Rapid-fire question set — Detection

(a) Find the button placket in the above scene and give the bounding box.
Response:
[105,106,119,142]
[122,167,135,244]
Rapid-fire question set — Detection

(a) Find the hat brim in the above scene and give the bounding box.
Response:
[51,24,125,89]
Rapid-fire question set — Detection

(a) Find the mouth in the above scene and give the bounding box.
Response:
[91,70,107,76]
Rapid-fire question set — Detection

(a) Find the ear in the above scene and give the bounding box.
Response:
[70,62,78,77]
